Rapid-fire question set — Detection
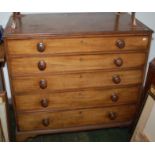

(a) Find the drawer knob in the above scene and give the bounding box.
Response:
[112,75,121,84]
[114,58,123,67]
[39,79,47,89]
[41,98,49,107]
[111,93,119,102]
[37,42,46,52]
[115,39,125,49]
[108,112,117,120]
[42,118,50,126]
[38,60,46,71]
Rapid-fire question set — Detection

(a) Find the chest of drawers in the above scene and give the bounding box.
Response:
[4,13,153,141]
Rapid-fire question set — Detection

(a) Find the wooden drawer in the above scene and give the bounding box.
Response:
[12,70,143,94]
[10,52,146,76]
[17,104,136,131]
[15,86,140,111]
[7,36,149,55]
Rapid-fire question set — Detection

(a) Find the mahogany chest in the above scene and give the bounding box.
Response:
[4,13,153,141]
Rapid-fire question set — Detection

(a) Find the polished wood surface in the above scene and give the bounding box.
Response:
[15,86,140,112]
[4,13,153,141]
[12,70,143,94]
[7,36,149,55]
[18,104,136,131]
[9,52,146,76]
[4,13,152,38]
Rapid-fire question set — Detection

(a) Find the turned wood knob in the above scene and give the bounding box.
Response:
[111,93,119,102]
[39,79,47,89]
[41,98,49,107]
[115,39,125,49]
[112,75,121,84]
[108,112,117,120]
[114,58,123,67]
[37,42,46,52]
[38,60,46,71]
[42,118,50,126]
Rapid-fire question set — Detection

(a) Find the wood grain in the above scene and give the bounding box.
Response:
[3,13,153,141]
[17,104,136,131]
[15,86,140,111]
[12,70,143,94]
[4,13,152,38]
[9,52,146,76]
[7,36,149,55]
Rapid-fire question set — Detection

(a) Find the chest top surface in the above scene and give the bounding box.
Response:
[4,12,153,38]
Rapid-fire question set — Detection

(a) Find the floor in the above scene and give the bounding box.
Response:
[9,105,133,142]
[27,127,132,142]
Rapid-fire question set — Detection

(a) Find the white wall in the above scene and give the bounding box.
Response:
[0,12,11,27]
[136,13,155,61]
[0,12,155,98]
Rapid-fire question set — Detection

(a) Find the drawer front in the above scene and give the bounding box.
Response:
[17,104,136,131]
[12,70,143,94]
[7,36,149,55]
[15,86,140,111]
[10,52,146,76]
